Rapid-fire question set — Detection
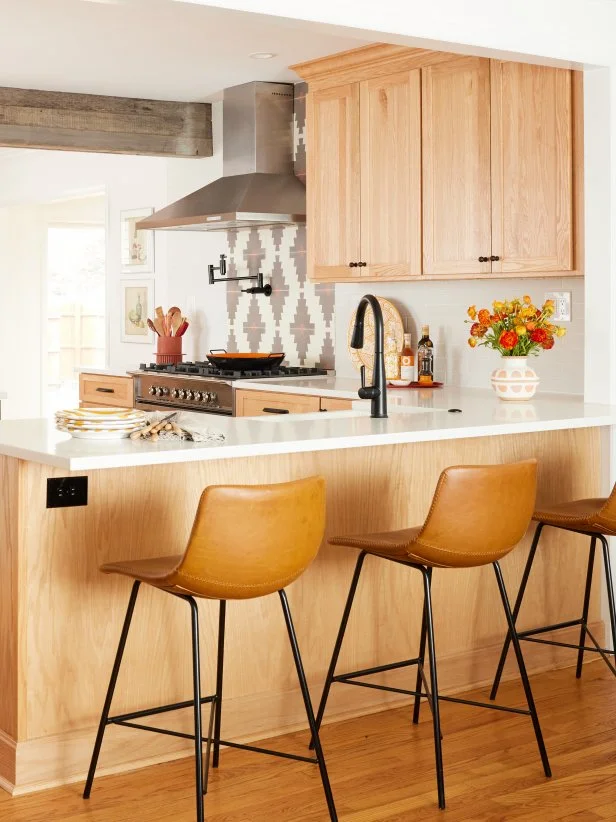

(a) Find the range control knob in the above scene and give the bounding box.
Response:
[210,392,218,405]
[156,387,165,397]
[148,386,157,396]
[171,388,181,399]
[186,390,195,401]
[194,392,203,402]
[202,392,211,403]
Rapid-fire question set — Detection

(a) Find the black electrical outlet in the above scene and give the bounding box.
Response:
[47,476,88,508]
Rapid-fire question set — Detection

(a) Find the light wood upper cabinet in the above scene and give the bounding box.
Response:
[360,70,421,278]
[307,84,361,280]
[491,61,573,273]
[294,44,580,282]
[422,57,492,276]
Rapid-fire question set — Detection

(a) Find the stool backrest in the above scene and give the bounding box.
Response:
[416,460,537,567]
[173,476,326,599]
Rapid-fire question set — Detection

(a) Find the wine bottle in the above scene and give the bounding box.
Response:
[400,333,414,381]
[417,325,434,384]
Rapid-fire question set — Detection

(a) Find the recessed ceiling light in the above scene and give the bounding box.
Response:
[249,52,277,60]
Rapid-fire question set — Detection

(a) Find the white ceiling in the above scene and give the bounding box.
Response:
[0,0,369,101]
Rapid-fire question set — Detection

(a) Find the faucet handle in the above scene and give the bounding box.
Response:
[358,365,380,400]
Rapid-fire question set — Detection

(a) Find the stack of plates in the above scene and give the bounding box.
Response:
[56,407,148,439]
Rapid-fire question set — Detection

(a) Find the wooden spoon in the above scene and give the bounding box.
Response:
[147,318,159,336]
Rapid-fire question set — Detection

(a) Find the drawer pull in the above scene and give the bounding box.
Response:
[263,407,290,414]
[96,387,115,394]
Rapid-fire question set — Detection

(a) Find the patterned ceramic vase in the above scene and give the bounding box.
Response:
[491,356,540,401]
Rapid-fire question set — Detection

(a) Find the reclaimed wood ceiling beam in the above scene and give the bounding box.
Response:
[0,87,212,157]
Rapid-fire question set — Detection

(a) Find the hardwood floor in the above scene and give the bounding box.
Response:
[2,661,616,821]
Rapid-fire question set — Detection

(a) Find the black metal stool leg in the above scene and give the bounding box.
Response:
[419,567,445,810]
[490,522,544,700]
[310,551,366,749]
[412,568,430,725]
[213,600,226,769]
[83,580,141,799]
[279,590,338,822]
[576,537,597,678]
[187,596,205,822]
[599,535,616,659]
[493,561,551,778]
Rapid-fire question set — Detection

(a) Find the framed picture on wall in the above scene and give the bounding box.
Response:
[120,279,154,344]
[121,208,155,274]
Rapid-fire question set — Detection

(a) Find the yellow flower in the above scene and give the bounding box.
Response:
[521,306,537,319]
[555,327,567,338]
[523,295,532,305]
[493,300,505,313]
[515,325,527,336]
[543,299,555,316]
[467,305,477,320]
[468,337,477,348]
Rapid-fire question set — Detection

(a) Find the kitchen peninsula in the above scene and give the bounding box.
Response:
[0,388,613,795]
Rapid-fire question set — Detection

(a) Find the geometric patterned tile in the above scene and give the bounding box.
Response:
[225,82,335,370]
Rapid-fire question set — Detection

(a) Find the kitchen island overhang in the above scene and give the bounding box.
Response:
[0,389,613,795]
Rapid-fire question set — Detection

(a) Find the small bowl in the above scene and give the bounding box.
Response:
[388,379,412,387]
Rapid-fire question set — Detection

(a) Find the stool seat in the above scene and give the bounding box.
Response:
[101,555,183,588]
[534,498,616,535]
[330,527,422,561]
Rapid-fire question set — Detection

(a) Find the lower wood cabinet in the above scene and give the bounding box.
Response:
[79,373,134,408]
[235,390,354,416]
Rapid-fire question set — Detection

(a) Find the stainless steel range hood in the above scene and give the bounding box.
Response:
[137,82,305,232]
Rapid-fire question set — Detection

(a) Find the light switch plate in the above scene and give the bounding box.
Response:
[544,291,571,322]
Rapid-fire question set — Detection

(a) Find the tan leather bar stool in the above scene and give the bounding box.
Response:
[311,460,551,810]
[491,487,616,700]
[83,476,338,822]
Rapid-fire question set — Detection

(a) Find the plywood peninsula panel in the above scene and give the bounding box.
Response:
[0,426,603,792]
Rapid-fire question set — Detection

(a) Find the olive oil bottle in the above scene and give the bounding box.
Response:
[417,325,434,385]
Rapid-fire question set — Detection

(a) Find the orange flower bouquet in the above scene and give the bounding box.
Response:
[466,296,567,401]
[466,296,566,355]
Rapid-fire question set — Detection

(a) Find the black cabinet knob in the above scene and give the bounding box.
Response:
[478,256,489,263]
[358,261,367,267]
[490,255,500,262]
[349,261,358,268]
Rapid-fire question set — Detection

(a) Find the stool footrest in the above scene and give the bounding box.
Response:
[111,711,318,765]
[517,618,584,638]
[107,696,215,725]
[334,666,532,716]
[333,657,420,682]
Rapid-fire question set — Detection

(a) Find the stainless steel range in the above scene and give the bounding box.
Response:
[131,362,328,416]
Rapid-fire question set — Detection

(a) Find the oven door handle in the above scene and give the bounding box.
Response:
[262,407,290,414]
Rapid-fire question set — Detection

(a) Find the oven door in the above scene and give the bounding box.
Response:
[134,399,232,416]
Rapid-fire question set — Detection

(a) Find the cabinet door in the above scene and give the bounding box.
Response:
[359,70,421,279]
[422,57,492,275]
[235,390,320,417]
[307,84,361,280]
[491,62,572,273]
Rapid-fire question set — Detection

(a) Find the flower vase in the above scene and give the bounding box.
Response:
[491,356,540,401]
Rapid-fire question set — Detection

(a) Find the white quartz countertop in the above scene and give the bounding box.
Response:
[0,392,6,400]
[0,387,614,471]
[74,368,133,379]
[234,375,362,399]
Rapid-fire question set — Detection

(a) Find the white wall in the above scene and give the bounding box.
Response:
[335,277,584,393]
[0,106,226,417]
